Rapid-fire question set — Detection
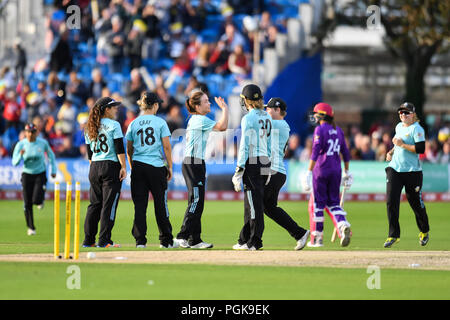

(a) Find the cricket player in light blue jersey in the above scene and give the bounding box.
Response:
[384,102,430,248]
[174,90,229,249]
[231,84,271,251]
[126,91,177,249]
[263,98,310,250]
[12,123,56,235]
[83,97,127,248]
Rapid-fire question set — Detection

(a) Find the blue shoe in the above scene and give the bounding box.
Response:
[82,243,96,248]
[383,237,399,248]
[419,232,429,246]
[97,243,121,248]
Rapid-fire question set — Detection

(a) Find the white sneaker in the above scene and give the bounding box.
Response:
[37,202,44,210]
[190,242,213,249]
[174,238,190,248]
[160,242,180,249]
[136,244,146,248]
[339,224,352,247]
[295,230,310,250]
[248,246,263,251]
[27,228,36,236]
[232,243,249,250]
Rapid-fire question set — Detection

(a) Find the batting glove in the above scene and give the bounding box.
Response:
[232,167,244,192]
[302,171,313,192]
[342,170,353,190]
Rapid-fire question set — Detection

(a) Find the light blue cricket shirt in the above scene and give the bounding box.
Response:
[125,114,171,167]
[237,108,272,168]
[184,115,216,160]
[12,137,57,175]
[389,121,425,172]
[270,119,290,175]
[85,118,123,162]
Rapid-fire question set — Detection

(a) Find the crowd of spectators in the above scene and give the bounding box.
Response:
[0,0,290,160]
[283,121,450,164]
[0,0,448,165]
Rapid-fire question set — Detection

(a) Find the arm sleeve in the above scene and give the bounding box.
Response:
[114,138,125,155]
[415,141,425,154]
[45,141,57,175]
[86,145,93,160]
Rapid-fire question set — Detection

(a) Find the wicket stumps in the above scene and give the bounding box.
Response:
[54,181,81,260]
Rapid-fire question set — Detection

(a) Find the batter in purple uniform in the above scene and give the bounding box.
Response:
[302,103,353,247]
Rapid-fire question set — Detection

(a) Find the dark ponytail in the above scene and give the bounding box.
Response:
[86,103,105,141]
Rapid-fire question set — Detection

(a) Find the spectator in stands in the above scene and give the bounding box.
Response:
[123,108,137,133]
[168,0,185,25]
[382,131,394,152]
[299,136,312,162]
[375,142,388,162]
[193,43,211,75]
[285,134,303,159]
[56,100,77,135]
[262,25,278,50]
[2,89,21,130]
[155,81,177,116]
[424,139,439,163]
[57,136,80,158]
[73,112,89,158]
[168,22,185,59]
[17,80,31,122]
[48,121,66,153]
[49,25,73,73]
[259,11,273,35]
[166,104,184,133]
[208,40,230,75]
[94,7,113,65]
[89,68,107,101]
[0,138,8,158]
[184,0,207,31]
[437,141,450,164]
[360,135,375,160]
[13,39,27,79]
[106,15,126,74]
[126,19,147,70]
[220,23,247,52]
[142,2,161,60]
[228,44,251,77]
[125,68,147,106]
[66,71,89,108]
[47,71,66,105]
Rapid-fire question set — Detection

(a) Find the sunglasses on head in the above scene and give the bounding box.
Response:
[398,110,412,115]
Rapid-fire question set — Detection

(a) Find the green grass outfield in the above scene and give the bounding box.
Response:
[0,200,449,300]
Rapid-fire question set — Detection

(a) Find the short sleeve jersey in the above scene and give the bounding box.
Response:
[125,114,171,167]
[85,118,123,162]
[310,123,350,175]
[12,137,57,175]
[237,108,272,168]
[184,115,216,160]
[270,119,290,174]
[389,121,425,172]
